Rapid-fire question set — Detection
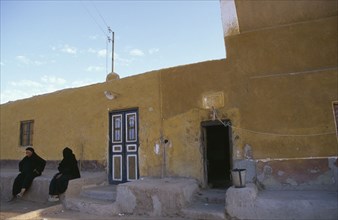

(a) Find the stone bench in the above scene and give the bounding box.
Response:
[116,177,199,217]
[225,183,338,220]
[0,169,107,203]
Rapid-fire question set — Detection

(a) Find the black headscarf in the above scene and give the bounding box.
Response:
[58,147,80,179]
[19,147,46,175]
[25,147,35,153]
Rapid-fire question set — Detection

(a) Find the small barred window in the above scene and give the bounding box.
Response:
[333,101,338,136]
[20,120,34,146]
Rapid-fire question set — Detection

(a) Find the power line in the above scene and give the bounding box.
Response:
[80,1,107,36]
[90,1,110,29]
[80,1,115,73]
[89,2,114,73]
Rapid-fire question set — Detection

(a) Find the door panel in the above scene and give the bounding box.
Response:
[109,109,139,184]
[127,155,137,181]
[113,155,122,181]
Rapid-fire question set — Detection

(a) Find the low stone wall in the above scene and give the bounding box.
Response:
[233,157,338,190]
[116,177,199,217]
[256,157,338,190]
[0,168,107,203]
[225,183,338,220]
[0,169,53,202]
[0,170,17,201]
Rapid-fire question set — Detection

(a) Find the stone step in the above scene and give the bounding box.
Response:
[195,189,226,204]
[80,185,117,202]
[181,201,225,220]
[180,189,226,219]
[64,196,119,216]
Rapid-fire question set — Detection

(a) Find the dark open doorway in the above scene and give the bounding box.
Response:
[202,120,232,189]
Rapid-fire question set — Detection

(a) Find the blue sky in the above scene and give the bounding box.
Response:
[0,0,226,104]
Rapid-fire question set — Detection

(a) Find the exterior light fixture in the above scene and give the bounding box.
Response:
[104,91,119,100]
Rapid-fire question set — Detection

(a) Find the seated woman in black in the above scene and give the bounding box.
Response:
[12,147,46,198]
[48,147,80,202]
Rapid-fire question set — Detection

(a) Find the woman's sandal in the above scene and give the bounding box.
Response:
[16,192,23,198]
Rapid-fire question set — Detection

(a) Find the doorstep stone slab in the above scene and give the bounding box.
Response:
[116,177,199,217]
[225,183,258,219]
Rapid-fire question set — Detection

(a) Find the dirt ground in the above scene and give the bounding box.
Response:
[0,198,191,220]
[0,198,54,219]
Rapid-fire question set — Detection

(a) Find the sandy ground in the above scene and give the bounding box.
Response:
[0,198,191,220]
[0,198,54,219]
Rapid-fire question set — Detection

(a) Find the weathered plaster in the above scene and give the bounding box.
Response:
[234,0,337,33]
[220,0,240,37]
[1,1,337,189]
[256,158,337,190]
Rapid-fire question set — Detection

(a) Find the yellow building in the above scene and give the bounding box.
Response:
[1,0,337,190]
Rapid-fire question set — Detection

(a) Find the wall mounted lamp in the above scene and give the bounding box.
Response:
[104,90,119,100]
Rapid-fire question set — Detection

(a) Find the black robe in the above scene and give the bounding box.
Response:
[49,147,80,195]
[12,152,46,196]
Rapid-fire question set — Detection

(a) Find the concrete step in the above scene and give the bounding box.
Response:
[181,201,225,220]
[65,185,119,216]
[64,196,119,216]
[195,189,226,204]
[80,185,117,202]
[180,189,226,219]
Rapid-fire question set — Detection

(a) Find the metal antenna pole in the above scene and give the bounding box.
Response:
[108,27,114,73]
[112,31,114,73]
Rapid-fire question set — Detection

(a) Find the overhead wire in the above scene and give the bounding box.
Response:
[90,1,114,73]
[211,107,336,137]
[80,1,108,36]
[90,1,110,29]
[80,1,113,74]
[250,66,337,79]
